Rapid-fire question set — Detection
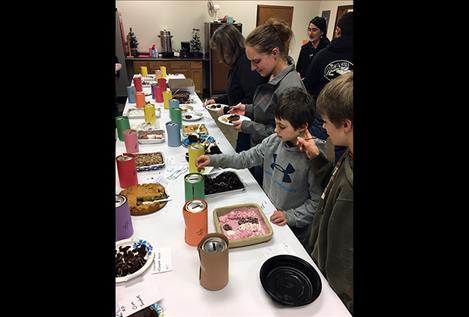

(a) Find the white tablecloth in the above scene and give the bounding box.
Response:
[115,91,351,316]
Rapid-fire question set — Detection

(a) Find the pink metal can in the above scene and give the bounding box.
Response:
[124,129,139,154]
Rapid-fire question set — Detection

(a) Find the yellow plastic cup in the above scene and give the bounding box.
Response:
[188,144,205,173]
[162,90,172,109]
[160,66,167,77]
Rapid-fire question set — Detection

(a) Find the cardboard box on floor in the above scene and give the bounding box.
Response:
[168,78,195,94]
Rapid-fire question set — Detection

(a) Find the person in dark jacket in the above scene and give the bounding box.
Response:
[204,24,268,153]
[304,12,353,163]
[297,71,354,314]
[296,16,330,79]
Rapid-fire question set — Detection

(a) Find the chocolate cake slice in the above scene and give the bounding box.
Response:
[227,114,240,122]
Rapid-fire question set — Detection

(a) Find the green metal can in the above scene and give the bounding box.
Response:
[169,107,182,126]
[116,116,130,141]
[185,173,205,202]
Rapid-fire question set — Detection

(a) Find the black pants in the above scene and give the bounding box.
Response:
[235,132,251,153]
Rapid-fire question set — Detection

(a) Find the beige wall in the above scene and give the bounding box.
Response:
[116,1,352,62]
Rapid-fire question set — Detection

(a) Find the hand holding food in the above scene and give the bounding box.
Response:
[228,103,246,116]
[297,129,320,159]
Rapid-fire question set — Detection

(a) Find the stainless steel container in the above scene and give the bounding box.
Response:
[202,237,227,252]
[158,30,173,54]
[186,200,206,213]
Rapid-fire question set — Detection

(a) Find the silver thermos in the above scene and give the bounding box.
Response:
[158,30,174,57]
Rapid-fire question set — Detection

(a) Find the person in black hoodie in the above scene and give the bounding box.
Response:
[296,16,330,79]
[304,12,353,162]
[204,24,268,153]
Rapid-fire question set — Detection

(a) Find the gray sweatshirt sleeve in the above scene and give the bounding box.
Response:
[284,166,324,228]
[209,141,266,169]
[244,104,254,118]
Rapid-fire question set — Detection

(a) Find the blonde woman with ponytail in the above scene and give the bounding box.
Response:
[228,18,307,186]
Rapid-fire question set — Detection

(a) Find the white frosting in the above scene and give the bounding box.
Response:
[238,223,260,232]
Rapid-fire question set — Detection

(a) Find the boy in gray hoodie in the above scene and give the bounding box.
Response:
[196,88,330,244]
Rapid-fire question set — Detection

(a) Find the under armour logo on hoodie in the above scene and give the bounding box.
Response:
[270,154,295,183]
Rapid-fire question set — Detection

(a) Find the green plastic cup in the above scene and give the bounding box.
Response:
[116,116,130,141]
[169,107,182,126]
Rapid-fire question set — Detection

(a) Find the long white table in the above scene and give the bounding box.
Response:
[115,88,351,316]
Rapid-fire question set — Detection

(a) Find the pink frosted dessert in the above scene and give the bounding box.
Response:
[218,207,270,240]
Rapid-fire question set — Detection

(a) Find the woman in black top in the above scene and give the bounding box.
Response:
[296,16,330,79]
[204,24,268,153]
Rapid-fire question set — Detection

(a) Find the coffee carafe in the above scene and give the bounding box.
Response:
[158,29,174,58]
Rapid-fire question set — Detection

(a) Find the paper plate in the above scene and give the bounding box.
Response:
[182,123,208,136]
[182,135,216,148]
[206,103,228,112]
[179,104,194,113]
[259,255,322,306]
[116,302,163,317]
[182,111,203,121]
[116,238,155,284]
[218,114,251,126]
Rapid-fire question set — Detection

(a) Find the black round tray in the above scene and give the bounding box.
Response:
[260,254,322,306]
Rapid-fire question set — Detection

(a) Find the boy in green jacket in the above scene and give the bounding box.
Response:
[297,71,353,313]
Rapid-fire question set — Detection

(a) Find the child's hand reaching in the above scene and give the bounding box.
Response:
[297,129,320,159]
[196,155,210,169]
[270,211,288,226]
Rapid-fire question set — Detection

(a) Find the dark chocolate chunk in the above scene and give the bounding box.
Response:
[204,171,244,195]
[188,134,199,143]
[227,114,240,122]
[115,243,148,278]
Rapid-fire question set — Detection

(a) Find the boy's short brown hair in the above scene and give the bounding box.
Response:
[317,71,353,128]
[275,88,315,130]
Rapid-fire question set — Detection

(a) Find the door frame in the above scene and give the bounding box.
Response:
[334,5,353,36]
